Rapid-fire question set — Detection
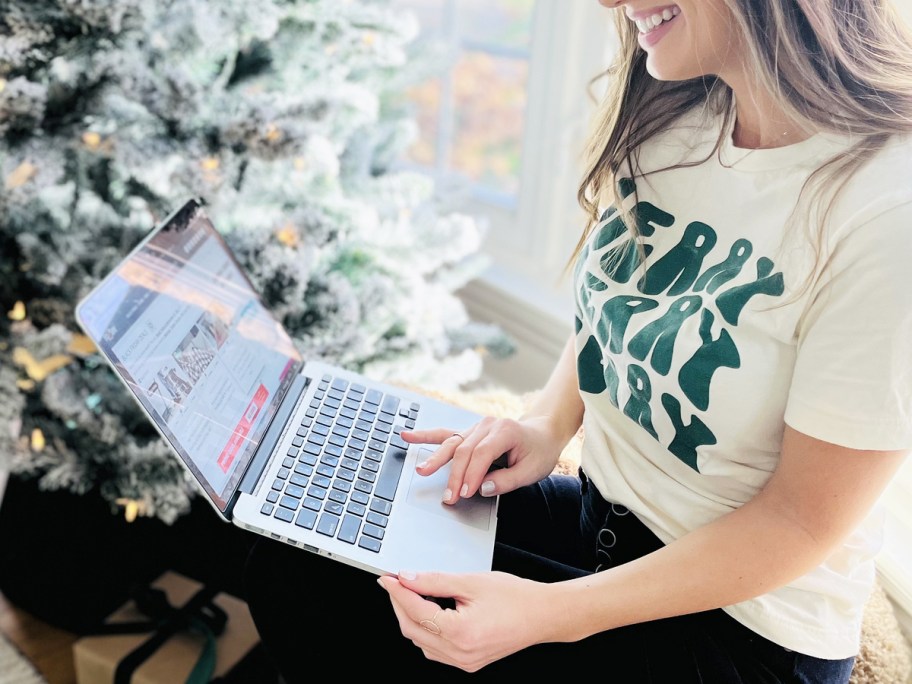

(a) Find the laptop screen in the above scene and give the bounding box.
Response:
[76,200,303,512]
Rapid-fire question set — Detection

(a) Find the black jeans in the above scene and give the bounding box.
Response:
[243,471,855,683]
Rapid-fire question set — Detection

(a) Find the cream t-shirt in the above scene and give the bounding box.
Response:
[574,106,912,659]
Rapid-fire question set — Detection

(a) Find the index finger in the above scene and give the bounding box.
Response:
[400,427,460,445]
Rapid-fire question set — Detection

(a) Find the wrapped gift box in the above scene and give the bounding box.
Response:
[73,571,259,684]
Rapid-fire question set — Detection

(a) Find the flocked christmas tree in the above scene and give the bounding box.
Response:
[0,0,512,524]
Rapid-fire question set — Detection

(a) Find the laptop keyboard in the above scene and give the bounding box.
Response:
[259,374,420,554]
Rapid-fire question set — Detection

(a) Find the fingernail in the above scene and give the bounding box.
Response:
[377,577,386,589]
[459,483,468,497]
[442,488,452,502]
[480,480,496,496]
[399,569,417,580]
[416,460,429,470]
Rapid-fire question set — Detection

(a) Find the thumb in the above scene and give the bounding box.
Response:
[395,569,462,600]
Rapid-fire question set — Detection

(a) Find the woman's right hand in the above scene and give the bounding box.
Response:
[400,415,565,504]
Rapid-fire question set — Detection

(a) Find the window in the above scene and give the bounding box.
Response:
[395,0,535,204]
[393,1,615,390]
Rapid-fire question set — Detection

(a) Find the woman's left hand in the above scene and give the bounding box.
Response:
[376,569,549,673]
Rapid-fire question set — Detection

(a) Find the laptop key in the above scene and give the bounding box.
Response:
[261,503,274,515]
[271,478,284,491]
[285,483,305,499]
[367,510,388,527]
[303,497,322,512]
[364,389,382,405]
[369,498,392,516]
[358,536,381,553]
[338,514,361,544]
[274,507,294,523]
[347,501,366,516]
[295,509,317,530]
[290,473,309,488]
[354,480,373,495]
[267,490,280,503]
[381,395,400,415]
[351,490,369,505]
[332,479,352,493]
[363,523,385,540]
[307,485,327,500]
[317,512,340,537]
[375,446,407,501]
[326,501,344,516]
[317,464,334,479]
[280,495,299,510]
[328,489,347,504]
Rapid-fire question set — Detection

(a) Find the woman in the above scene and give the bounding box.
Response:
[244,1,912,681]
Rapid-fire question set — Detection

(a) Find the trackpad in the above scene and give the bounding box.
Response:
[406,448,493,531]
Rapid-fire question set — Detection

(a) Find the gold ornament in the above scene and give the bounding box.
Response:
[12,347,74,381]
[115,498,148,523]
[276,223,299,247]
[201,157,220,171]
[7,300,25,321]
[82,131,102,150]
[67,334,97,357]
[265,123,282,142]
[30,428,45,451]
[5,161,36,189]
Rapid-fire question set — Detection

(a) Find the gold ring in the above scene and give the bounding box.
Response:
[419,609,442,635]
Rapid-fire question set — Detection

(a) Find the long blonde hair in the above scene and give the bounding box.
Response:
[570,0,912,276]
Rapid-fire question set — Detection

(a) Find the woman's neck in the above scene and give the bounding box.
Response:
[727,78,812,149]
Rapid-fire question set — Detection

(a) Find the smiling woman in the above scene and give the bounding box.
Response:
[243,1,912,682]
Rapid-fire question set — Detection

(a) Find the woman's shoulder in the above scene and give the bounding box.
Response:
[828,132,912,230]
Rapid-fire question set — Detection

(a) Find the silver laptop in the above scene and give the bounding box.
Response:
[75,198,499,576]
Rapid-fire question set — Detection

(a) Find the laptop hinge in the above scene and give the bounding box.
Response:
[237,373,311,496]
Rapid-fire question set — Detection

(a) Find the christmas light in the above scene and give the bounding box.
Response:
[30,428,45,451]
[82,131,102,150]
[12,347,74,381]
[7,300,25,321]
[276,223,299,247]
[116,498,148,523]
[5,161,36,189]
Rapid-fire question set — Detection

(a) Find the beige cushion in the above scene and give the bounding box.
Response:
[409,384,912,682]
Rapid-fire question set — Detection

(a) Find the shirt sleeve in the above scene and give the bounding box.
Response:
[784,200,912,451]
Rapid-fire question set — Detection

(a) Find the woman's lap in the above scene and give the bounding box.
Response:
[243,473,853,683]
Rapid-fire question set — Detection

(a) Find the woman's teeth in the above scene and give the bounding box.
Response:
[635,7,681,33]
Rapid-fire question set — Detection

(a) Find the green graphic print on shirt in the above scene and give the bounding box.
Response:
[576,178,785,471]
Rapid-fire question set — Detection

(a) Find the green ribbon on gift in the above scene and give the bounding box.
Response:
[84,582,228,684]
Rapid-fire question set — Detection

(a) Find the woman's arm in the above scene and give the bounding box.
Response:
[543,426,908,642]
[518,332,586,448]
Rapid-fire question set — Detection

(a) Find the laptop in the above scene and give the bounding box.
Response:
[75,197,499,577]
